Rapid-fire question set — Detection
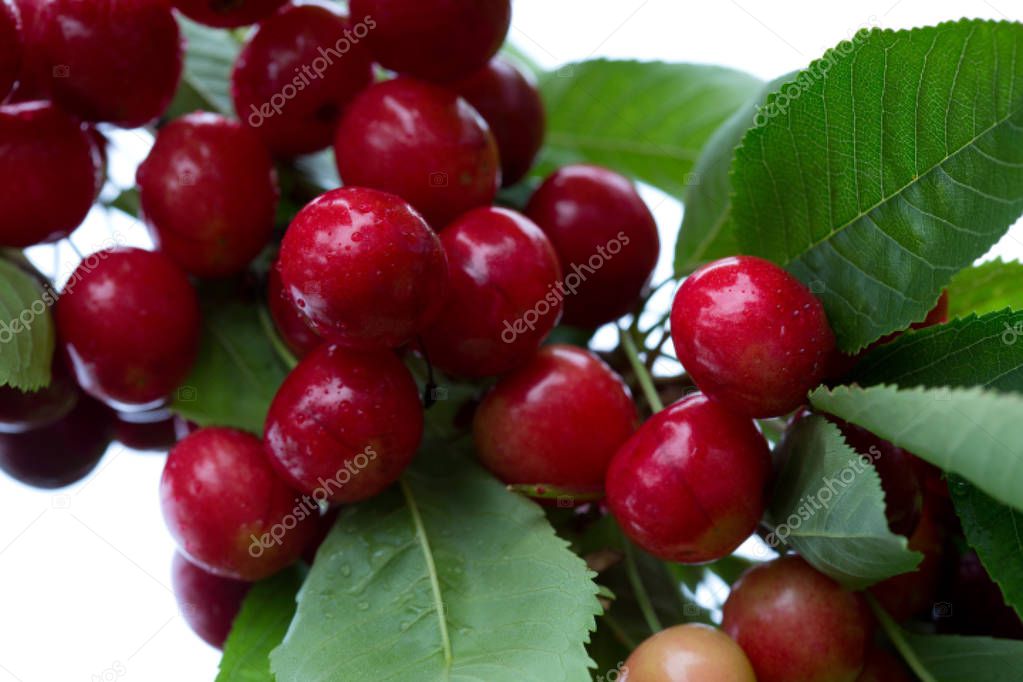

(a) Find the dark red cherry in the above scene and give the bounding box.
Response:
[161,427,317,581]
[278,187,447,350]
[137,112,279,278]
[451,58,545,186]
[723,556,873,682]
[623,624,757,682]
[605,393,771,563]
[56,247,201,411]
[0,0,21,99]
[171,552,251,650]
[419,207,564,378]
[173,0,288,28]
[855,646,913,682]
[527,164,660,328]
[263,344,423,504]
[938,550,1023,639]
[37,0,183,127]
[334,77,500,228]
[113,408,180,452]
[0,101,101,247]
[232,2,373,157]
[7,0,48,102]
[268,262,321,359]
[349,0,511,82]
[0,356,78,433]
[301,505,340,564]
[671,255,836,418]
[473,344,637,498]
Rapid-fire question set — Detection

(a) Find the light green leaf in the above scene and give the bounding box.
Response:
[536,60,762,196]
[217,566,306,682]
[947,260,1023,318]
[765,415,920,589]
[270,441,602,682]
[732,20,1023,352]
[0,259,55,391]
[167,17,241,118]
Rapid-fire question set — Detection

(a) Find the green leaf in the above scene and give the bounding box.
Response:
[536,60,762,196]
[217,566,306,682]
[947,260,1023,318]
[167,17,241,118]
[0,259,55,391]
[270,441,602,682]
[765,415,921,589]
[811,384,1023,513]
[732,20,1023,352]
[171,290,290,435]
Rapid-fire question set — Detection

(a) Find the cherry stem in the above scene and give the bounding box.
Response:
[256,305,299,370]
[866,595,936,682]
[619,324,664,413]
[620,526,664,634]
[505,483,604,503]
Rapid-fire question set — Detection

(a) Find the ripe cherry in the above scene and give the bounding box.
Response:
[855,646,913,682]
[473,344,637,498]
[527,164,660,328]
[418,207,564,378]
[161,427,317,581]
[349,0,511,82]
[267,262,321,359]
[723,556,872,682]
[452,58,545,186]
[0,101,101,248]
[671,255,836,418]
[263,344,423,504]
[56,247,201,411]
[232,2,373,157]
[137,112,279,278]
[0,0,20,100]
[278,187,447,350]
[939,550,1023,639]
[622,624,756,682]
[113,408,180,452]
[0,358,78,433]
[605,393,771,563]
[36,0,183,127]
[173,0,288,28]
[171,552,251,650]
[7,0,46,101]
[334,77,500,228]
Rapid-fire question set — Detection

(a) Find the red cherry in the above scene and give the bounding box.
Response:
[161,427,317,581]
[855,646,913,682]
[419,207,564,378]
[113,408,180,452]
[171,552,251,650]
[277,187,447,350]
[605,393,770,563]
[451,58,545,186]
[671,255,836,418]
[622,624,757,682]
[527,164,660,328]
[334,77,500,228]
[723,556,873,682]
[0,101,101,247]
[473,344,637,497]
[173,0,288,28]
[56,247,201,411]
[263,344,423,504]
[231,2,373,157]
[0,0,21,100]
[267,262,321,359]
[349,0,511,82]
[7,0,48,102]
[939,550,1023,639]
[137,112,279,278]
[37,0,183,127]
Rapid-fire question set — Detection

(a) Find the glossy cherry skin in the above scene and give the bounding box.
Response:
[263,344,424,503]
[113,408,180,452]
[36,0,183,127]
[0,0,20,100]
[278,187,447,349]
[473,344,637,497]
[268,261,321,358]
[527,164,660,328]
[723,556,873,682]
[137,113,279,278]
[606,393,771,563]
[56,248,201,412]
[0,391,113,489]
[171,552,251,650]
[622,624,757,682]
[0,101,101,247]
[671,255,836,418]
[854,646,913,682]
[161,427,317,581]
[451,58,545,186]
[232,2,373,157]
[350,0,510,82]
[173,0,287,28]
[0,357,79,433]
[334,77,500,228]
[419,207,564,378]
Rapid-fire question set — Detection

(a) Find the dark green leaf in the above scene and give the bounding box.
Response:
[947,260,1023,318]
[0,259,56,391]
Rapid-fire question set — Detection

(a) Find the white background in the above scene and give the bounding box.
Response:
[2,1,1022,681]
